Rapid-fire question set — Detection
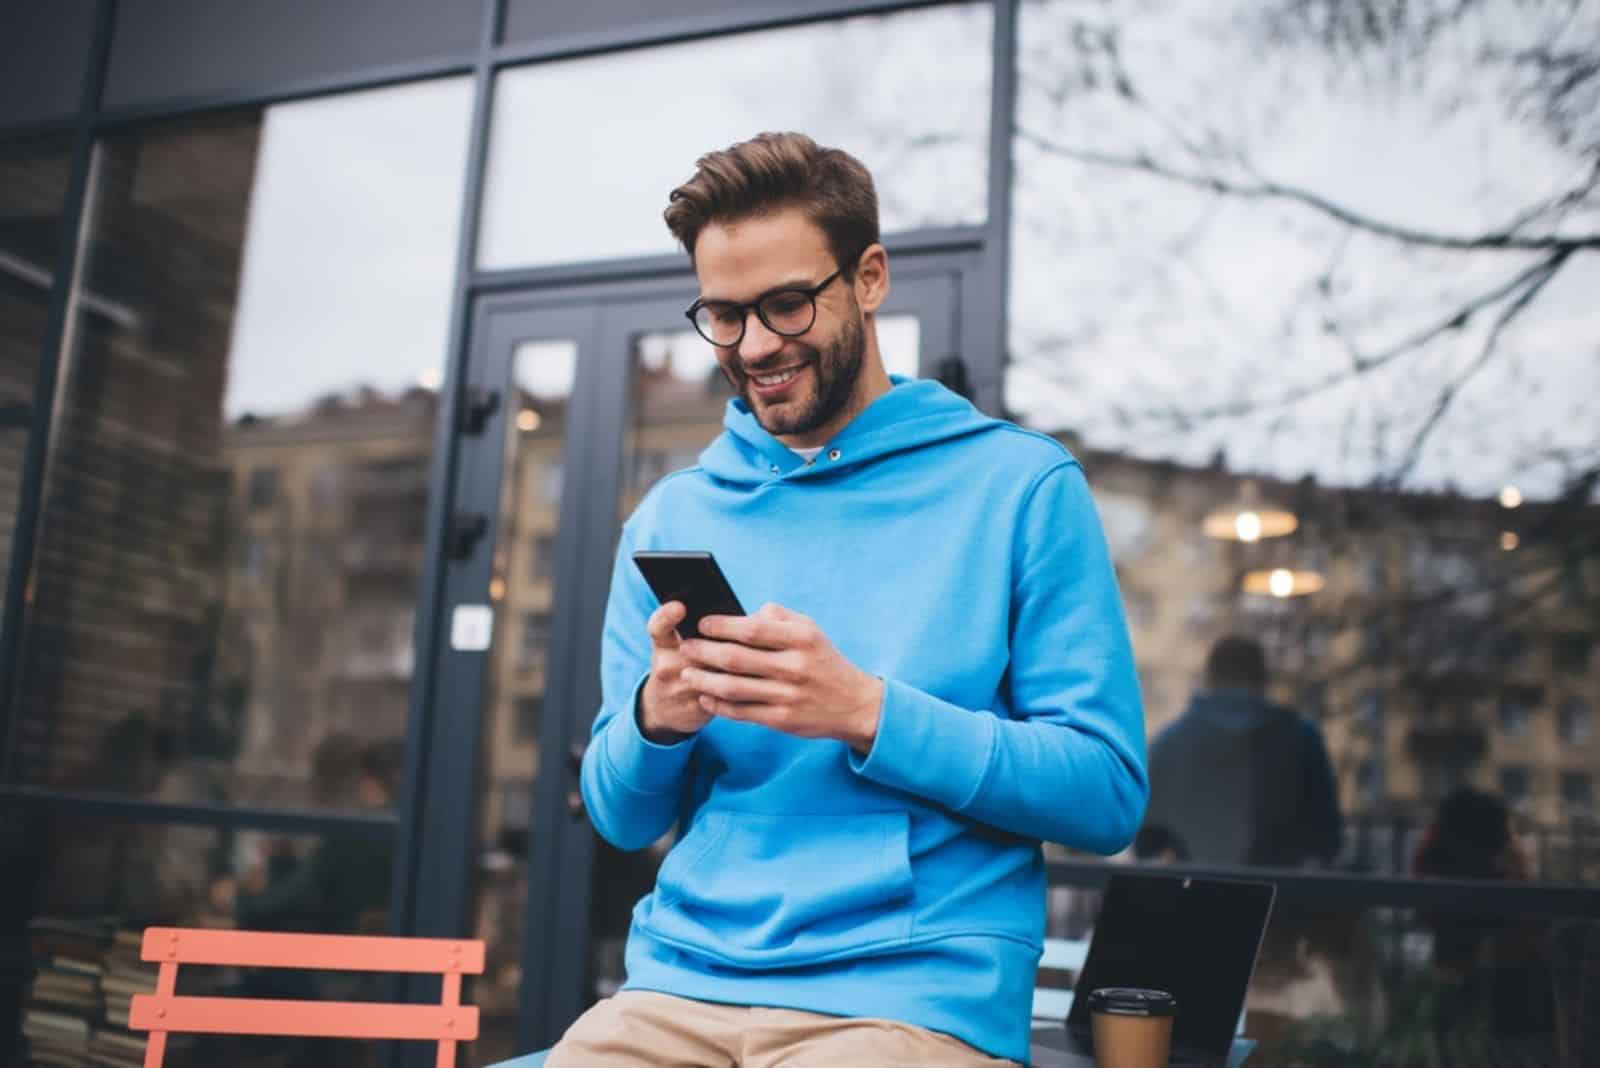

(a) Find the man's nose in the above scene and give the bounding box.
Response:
[737,309,784,363]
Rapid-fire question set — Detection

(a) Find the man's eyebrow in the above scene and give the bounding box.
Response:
[699,274,826,304]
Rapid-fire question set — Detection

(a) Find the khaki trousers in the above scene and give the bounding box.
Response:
[546,990,1019,1068]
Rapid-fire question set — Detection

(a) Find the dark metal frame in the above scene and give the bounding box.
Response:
[1049,861,1599,918]
[2,785,393,839]
[0,0,1593,1060]
[0,0,116,774]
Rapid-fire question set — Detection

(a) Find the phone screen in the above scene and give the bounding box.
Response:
[631,551,746,640]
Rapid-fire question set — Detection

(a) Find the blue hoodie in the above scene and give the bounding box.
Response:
[580,377,1147,1062]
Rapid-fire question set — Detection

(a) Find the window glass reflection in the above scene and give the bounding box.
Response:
[7,78,472,808]
[479,3,991,268]
[1012,0,1600,898]
[0,135,73,625]
[470,337,578,1067]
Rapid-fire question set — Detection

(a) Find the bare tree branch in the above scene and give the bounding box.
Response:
[1387,247,1573,484]
[1024,249,1575,426]
[1017,127,1600,252]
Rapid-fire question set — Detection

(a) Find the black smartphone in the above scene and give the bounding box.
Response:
[631,551,747,640]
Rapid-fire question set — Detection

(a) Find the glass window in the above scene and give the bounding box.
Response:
[1558,698,1592,745]
[528,532,556,581]
[1355,758,1384,807]
[1561,772,1593,811]
[1499,765,1530,806]
[478,3,991,268]
[245,467,278,511]
[517,612,551,673]
[5,78,473,808]
[1498,697,1533,740]
[515,696,543,742]
[1013,0,1600,903]
[0,134,73,630]
[7,813,394,1067]
[471,337,578,1066]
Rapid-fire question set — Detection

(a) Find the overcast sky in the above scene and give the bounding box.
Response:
[223,78,471,421]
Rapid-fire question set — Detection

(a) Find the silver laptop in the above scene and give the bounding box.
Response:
[1029,873,1275,1068]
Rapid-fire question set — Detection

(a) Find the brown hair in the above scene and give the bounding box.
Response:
[664,132,879,275]
[1205,634,1268,690]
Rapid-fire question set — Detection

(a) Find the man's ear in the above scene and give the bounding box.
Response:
[852,243,890,315]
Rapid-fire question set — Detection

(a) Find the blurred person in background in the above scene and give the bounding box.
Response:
[1413,786,1553,1050]
[1144,635,1341,868]
[213,734,400,935]
[1143,635,1353,1048]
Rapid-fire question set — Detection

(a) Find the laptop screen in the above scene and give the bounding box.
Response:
[1066,874,1275,1057]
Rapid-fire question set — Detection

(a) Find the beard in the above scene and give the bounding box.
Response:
[720,305,868,439]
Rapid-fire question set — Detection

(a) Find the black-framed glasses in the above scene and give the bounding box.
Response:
[685,268,844,348]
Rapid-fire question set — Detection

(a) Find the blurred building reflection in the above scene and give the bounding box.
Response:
[1083,441,1599,883]
[219,389,435,805]
[8,118,252,799]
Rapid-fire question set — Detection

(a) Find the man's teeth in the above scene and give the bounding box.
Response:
[753,368,800,386]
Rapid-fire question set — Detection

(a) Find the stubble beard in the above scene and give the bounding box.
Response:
[728,309,868,440]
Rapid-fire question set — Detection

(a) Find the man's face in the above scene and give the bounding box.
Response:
[692,210,868,444]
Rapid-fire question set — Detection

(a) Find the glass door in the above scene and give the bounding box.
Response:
[443,262,963,1059]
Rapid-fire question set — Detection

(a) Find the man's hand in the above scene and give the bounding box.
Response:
[637,601,714,743]
[679,603,884,753]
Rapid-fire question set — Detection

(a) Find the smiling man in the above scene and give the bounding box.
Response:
[548,133,1147,1066]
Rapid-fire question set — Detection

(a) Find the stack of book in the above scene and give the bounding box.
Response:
[86,1028,152,1068]
[91,929,163,1067]
[20,917,110,1067]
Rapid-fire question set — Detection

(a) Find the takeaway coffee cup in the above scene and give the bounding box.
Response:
[1088,987,1177,1068]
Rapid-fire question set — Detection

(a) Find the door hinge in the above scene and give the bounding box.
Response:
[935,355,971,400]
[460,386,501,435]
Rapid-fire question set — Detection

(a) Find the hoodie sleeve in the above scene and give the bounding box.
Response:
[850,460,1149,853]
[579,523,698,851]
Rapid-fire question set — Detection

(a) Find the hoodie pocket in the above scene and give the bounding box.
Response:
[644,808,914,968]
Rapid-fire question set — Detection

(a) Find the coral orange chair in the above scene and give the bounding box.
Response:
[128,927,484,1068]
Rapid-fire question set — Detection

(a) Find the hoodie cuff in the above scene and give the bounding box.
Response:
[848,678,998,811]
[600,672,697,796]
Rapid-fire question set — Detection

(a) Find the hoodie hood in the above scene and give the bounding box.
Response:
[1182,688,1279,732]
[699,376,998,484]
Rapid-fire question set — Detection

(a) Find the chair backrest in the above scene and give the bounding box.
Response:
[127,927,485,1068]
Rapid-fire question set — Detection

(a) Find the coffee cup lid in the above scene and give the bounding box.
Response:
[1087,987,1177,1017]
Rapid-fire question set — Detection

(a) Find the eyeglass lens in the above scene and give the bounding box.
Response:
[693,289,818,346]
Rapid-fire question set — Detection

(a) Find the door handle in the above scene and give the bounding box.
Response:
[460,386,501,435]
[566,743,588,822]
[448,512,488,560]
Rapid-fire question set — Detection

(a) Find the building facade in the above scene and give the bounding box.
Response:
[2,2,1596,1065]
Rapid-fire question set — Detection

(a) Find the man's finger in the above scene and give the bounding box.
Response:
[698,613,805,650]
[698,697,798,735]
[698,695,769,723]
[682,667,790,705]
[680,638,784,677]
[646,601,687,648]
